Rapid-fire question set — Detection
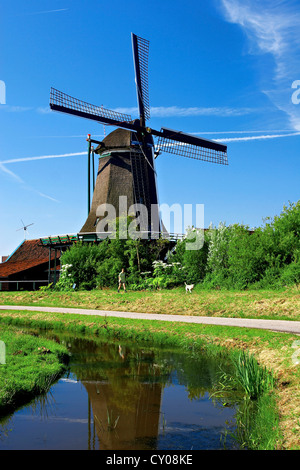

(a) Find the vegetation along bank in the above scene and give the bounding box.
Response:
[0,201,299,449]
[0,308,299,450]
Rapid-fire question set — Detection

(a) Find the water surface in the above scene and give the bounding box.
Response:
[0,331,240,450]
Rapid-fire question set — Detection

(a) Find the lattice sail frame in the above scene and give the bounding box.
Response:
[132,34,151,122]
[50,33,228,167]
[156,135,228,165]
[50,87,132,124]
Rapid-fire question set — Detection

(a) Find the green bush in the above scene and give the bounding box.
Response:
[201,201,300,290]
[172,228,209,284]
[56,201,300,291]
[279,260,300,286]
[130,260,185,290]
[56,218,172,291]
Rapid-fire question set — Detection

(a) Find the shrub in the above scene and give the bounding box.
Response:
[173,228,209,284]
[55,201,300,291]
[131,260,185,290]
[55,264,74,291]
[279,260,300,286]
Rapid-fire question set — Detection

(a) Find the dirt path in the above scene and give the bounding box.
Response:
[1,305,300,335]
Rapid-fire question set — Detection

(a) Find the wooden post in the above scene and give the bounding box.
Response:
[87,135,92,215]
[48,247,52,284]
[54,249,57,286]
[92,146,95,192]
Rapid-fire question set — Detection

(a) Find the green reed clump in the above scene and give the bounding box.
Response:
[233,350,275,400]
[215,350,280,449]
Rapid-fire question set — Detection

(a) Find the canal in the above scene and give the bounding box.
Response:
[0,330,242,450]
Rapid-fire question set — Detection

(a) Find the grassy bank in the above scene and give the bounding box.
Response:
[0,308,299,449]
[0,285,299,321]
[0,324,69,415]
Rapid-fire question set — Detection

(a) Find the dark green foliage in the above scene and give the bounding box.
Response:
[56,217,173,291]
[55,201,300,291]
[202,201,300,289]
[170,228,209,284]
[57,242,108,290]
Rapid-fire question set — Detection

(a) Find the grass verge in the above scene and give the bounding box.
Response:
[0,285,299,321]
[0,308,299,449]
[0,323,69,415]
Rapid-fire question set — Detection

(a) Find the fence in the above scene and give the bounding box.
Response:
[0,280,49,291]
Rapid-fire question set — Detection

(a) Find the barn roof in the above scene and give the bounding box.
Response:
[0,239,54,278]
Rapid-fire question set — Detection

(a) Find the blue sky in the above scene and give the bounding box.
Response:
[0,0,299,256]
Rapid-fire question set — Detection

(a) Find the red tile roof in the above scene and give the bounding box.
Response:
[0,239,58,278]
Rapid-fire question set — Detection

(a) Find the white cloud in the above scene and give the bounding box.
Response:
[220,0,300,59]
[152,106,259,117]
[0,105,33,112]
[114,105,260,118]
[219,0,300,130]
[36,106,52,114]
[0,103,262,119]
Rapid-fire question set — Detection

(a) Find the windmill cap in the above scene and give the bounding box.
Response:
[95,128,132,154]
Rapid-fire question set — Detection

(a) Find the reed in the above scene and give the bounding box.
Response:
[232,350,275,400]
[107,409,120,431]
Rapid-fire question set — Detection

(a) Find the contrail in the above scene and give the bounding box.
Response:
[0,152,86,165]
[36,192,59,203]
[34,130,290,138]
[215,132,300,143]
[32,134,104,139]
[1,131,299,168]
[0,163,24,182]
[25,9,68,16]
[0,163,60,202]
[195,129,293,135]
[0,152,86,202]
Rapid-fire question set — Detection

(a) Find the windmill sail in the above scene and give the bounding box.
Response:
[131,33,150,125]
[153,127,228,165]
[49,32,228,237]
[50,88,134,129]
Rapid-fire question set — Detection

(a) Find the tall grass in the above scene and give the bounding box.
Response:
[218,351,280,449]
[232,351,275,400]
[0,325,69,413]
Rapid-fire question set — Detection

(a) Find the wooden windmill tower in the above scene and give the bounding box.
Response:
[50,33,228,236]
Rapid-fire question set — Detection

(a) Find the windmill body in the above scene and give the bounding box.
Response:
[80,127,160,233]
[50,33,228,236]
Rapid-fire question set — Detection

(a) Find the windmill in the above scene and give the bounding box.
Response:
[49,33,228,236]
[16,220,34,239]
